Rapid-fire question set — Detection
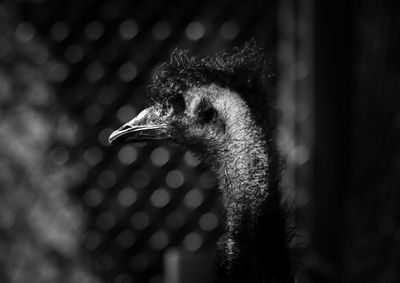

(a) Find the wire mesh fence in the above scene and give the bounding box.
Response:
[4,1,279,282]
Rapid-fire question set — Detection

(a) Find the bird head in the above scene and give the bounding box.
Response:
[109,42,275,154]
[109,85,229,152]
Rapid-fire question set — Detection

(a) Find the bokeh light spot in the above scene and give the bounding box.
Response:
[118,62,137,81]
[117,104,136,123]
[183,232,202,251]
[165,170,184,188]
[185,21,205,41]
[151,188,170,208]
[184,189,204,209]
[183,150,201,167]
[151,147,170,166]
[118,145,137,165]
[199,212,218,231]
[290,145,310,165]
[117,187,137,207]
[119,20,138,40]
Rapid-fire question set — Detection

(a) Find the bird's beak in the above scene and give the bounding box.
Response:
[109,106,172,145]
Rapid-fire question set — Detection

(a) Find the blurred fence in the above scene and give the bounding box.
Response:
[3,1,280,283]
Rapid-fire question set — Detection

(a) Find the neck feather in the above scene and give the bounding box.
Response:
[204,91,293,283]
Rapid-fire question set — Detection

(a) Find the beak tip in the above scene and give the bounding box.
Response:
[108,130,119,145]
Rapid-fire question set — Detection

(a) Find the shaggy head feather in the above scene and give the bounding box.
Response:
[149,41,278,138]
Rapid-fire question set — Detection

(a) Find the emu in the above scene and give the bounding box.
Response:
[109,42,294,283]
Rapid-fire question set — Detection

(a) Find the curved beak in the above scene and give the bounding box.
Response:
[109,106,171,145]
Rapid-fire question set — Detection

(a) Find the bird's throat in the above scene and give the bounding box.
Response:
[209,122,292,282]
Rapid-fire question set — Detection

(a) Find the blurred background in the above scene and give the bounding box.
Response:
[1,0,399,283]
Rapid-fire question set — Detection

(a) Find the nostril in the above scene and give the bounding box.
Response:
[119,124,131,131]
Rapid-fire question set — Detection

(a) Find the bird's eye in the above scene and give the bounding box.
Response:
[165,94,185,113]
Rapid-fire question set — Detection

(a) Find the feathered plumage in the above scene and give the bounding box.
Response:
[110,42,294,283]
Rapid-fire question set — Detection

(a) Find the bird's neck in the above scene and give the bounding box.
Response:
[216,135,271,211]
[214,133,292,283]
[206,94,293,282]
[210,93,278,216]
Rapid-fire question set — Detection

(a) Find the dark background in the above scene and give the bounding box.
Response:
[0,0,399,283]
